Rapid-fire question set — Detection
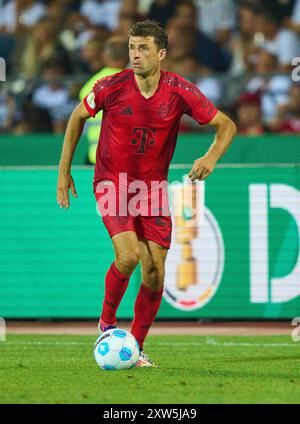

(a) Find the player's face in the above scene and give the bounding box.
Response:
[128,36,166,76]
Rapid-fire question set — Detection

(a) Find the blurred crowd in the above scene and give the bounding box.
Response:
[1,0,300,136]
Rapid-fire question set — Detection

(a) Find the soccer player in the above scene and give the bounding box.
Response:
[57,20,237,367]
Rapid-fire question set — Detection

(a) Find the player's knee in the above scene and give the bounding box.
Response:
[144,266,164,290]
[116,251,140,275]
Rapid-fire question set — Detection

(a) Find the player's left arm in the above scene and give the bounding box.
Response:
[188,111,237,181]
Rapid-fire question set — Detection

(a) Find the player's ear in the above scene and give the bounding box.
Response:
[158,49,167,62]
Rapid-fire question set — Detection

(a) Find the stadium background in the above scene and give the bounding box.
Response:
[0,0,300,321]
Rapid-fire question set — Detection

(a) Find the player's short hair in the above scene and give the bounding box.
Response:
[128,20,168,50]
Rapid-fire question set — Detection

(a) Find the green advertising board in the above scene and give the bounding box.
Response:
[0,165,299,318]
[0,133,299,165]
[164,165,300,318]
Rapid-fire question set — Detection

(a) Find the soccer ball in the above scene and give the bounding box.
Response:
[94,329,140,370]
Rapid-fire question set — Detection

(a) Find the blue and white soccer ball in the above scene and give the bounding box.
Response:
[94,329,140,370]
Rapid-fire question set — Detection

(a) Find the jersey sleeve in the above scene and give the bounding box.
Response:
[179,80,218,125]
[83,77,108,118]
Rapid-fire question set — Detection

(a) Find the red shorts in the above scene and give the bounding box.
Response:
[94,180,172,249]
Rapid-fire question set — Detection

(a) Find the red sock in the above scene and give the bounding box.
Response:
[131,283,163,350]
[100,262,130,324]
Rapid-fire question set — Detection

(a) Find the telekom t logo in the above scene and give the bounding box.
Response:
[249,184,300,303]
[131,128,156,153]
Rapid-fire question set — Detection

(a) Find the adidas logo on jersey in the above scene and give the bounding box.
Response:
[121,106,133,115]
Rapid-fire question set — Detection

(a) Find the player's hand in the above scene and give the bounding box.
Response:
[188,155,217,182]
[57,172,78,209]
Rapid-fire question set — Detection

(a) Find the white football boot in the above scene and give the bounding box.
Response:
[135,350,159,368]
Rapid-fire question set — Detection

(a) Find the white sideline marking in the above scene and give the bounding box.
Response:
[157,341,300,348]
[2,340,300,348]
[3,341,88,346]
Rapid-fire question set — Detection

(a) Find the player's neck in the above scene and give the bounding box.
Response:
[134,68,161,99]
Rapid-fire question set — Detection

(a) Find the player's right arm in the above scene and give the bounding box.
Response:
[57,101,90,209]
[57,71,126,208]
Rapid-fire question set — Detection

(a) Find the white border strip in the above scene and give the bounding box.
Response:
[2,340,299,348]
[0,163,299,171]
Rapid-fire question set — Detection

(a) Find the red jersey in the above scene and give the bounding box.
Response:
[83,69,217,189]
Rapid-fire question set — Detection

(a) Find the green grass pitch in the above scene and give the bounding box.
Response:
[1,334,300,404]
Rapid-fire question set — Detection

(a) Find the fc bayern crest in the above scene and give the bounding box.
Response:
[158,103,169,118]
